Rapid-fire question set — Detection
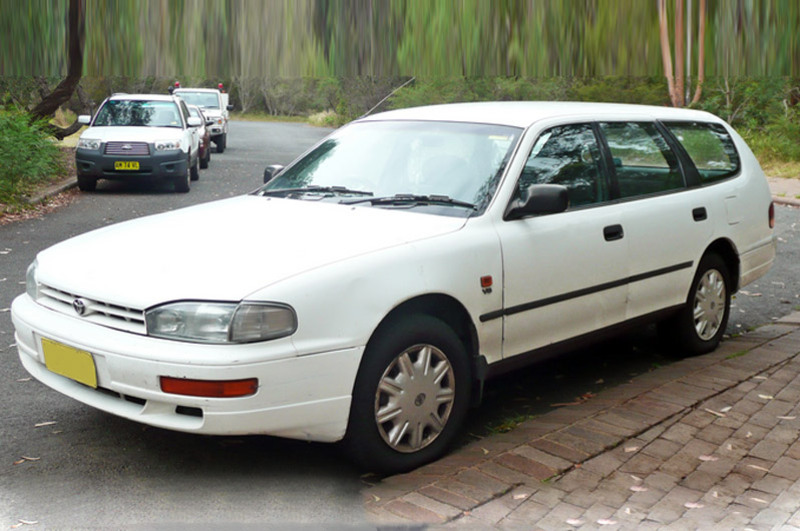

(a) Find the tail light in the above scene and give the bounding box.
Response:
[769,201,775,229]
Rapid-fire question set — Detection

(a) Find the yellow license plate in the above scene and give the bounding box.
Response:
[114,161,139,170]
[42,338,97,388]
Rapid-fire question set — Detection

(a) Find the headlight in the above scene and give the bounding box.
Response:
[26,260,39,300]
[145,302,297,344]
[77,138,101,150]
[154,139,183,151]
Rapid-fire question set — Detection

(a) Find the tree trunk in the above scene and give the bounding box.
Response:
[29,0,85,125]
[658,0,679,107]
[691,0,706,104]
[674,0,685,107]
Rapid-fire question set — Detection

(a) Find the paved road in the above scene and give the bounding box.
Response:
[1,120,798,528]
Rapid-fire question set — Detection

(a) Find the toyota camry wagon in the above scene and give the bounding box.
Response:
[12,102,776,473]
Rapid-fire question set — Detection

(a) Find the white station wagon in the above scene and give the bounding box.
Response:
[12,102,776,473]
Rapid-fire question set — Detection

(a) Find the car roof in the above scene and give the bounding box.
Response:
[108,93,179,103]
[174,88,219,93]
[361,101,723,129]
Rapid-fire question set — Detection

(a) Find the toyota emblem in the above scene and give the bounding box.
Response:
[72,298,87,316]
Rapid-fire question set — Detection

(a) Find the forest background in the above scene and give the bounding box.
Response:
[1,0,799,205]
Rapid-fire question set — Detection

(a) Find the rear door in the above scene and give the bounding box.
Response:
[597,121,713,319]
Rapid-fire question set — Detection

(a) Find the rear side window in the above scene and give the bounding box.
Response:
[599,122,684,199]
[664,122,740,184]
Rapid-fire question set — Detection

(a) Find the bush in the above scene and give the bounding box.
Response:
[0,111,64,205]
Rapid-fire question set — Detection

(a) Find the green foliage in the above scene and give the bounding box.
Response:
[0,111,64,205]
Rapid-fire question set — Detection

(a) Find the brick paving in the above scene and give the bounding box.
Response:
[364,312,800,529]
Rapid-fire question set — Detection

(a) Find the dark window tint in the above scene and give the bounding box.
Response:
[517,124,606,207]
[599,122,684,199]
[664,122,740,184]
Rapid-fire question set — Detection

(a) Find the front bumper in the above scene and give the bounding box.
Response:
[11,294,361,442]
[76,148,188,180]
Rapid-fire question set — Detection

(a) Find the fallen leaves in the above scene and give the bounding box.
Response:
[34,421,57,428]
[684,502,704,509]
[13,456,40,465]
[630,485,648,492]
[758,394,774,400]
[699,455,719,462]
[778,416,797,420]
[624,446,640,453]
[566,518,584,526]
[551,392,596,407]
[704,408,727,418]
[748,464,770,472]
[10,519,39,528]
[597,519,617,526]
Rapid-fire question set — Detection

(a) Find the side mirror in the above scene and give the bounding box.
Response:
[506,184,569,220]
[187,116,202,127]
[263,164,285,184]
[78,115,91,125]
[226,105,234,111]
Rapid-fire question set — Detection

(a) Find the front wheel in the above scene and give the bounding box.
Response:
[215,133,226,153]
[343,315,471,474]
[173,164,190,193]
[659,253,730,356]
[77,175,97,192]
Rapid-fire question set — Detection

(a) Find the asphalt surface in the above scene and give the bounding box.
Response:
[1,120,798,528]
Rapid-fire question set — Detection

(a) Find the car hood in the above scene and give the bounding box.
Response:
[36,196,467,309]
[82,126,184,142]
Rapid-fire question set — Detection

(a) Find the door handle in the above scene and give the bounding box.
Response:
[693,207,707,221]
[603,224,624,241]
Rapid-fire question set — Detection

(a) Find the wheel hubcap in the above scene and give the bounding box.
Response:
[374,344,455,453]
[693,268,726,341]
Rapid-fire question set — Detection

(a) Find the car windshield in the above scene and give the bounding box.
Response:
[176,91,220,109]
[257,120,521,217]
[93,100,182,128]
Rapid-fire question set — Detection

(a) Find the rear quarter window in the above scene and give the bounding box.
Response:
[664,122,740,184]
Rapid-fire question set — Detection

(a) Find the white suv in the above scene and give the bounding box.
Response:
[75,94,201,193]
[173,87,232,153]
[13,102,776,473]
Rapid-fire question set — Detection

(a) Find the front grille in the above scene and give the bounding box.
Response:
[37,283,146,334]
[105,142,149,156]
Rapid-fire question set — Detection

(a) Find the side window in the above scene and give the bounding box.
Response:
[179,101,190,126]
[599,122,684,199]
[664,122,740,184]
[516,123,607,208]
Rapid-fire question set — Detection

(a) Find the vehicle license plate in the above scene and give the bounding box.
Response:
[42,338,97,388]
[114,161,139,170]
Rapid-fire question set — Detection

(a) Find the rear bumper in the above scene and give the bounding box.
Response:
[739,235,777,288]
[76,148,187,180]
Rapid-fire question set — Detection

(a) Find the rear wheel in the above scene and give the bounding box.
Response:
[77,175,97,192]
[659,253,730,356]
[343,315,471,474]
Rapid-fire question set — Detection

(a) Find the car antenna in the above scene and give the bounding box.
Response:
[360,77,416,119]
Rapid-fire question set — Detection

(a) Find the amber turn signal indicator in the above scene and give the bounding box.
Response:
[160,376,258,398]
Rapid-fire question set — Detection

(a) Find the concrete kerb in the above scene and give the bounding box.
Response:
[25,177,77,205]
[364,313,800,525]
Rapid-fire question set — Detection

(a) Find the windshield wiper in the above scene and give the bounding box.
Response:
[260,185,374,198]
[342,194,476,210]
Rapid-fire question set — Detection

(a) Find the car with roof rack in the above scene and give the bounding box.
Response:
[14,101,775,473]
[74,93,201,193]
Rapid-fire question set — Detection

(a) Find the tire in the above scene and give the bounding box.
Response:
[215,133,226,153]
[173,164,191,193]
[343,315,471,474]
[190,153,200,181]
[77,175,97,192]
[200,147,210,169]
[659,253,730,356]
